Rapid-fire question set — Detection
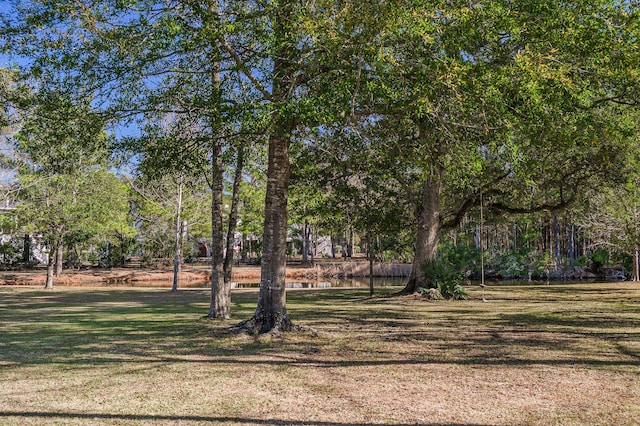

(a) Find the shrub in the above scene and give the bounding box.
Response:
[417,286,443,300]
[438,280,468,300]
[420,261,468,300]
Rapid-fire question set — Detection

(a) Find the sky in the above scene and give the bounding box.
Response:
[0,0,142,142]
[0,1,24,69]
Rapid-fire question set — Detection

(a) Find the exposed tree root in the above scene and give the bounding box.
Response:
[204,313,231,320]
[232,314,317,337]
[233,313,295,335]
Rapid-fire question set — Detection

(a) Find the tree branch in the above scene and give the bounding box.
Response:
[218,35,271,100]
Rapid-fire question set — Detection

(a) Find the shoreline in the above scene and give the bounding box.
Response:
[0,260,412,286]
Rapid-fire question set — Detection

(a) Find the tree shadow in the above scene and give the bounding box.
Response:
[1,286,639,370]
[0,411,481,426]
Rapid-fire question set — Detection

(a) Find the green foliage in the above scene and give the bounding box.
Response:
[0,241,17,263]
[237,180,265,250]
[438,280,469,301]
[14,90,109,175]
[589,249,610,275]
[437,242,482,274]
[18,168,134,251]
[419,242,480,299]
[130,172,211,261]
[577,168,640,276]
[417,286,443,301]
[490,249,552,280]
[11,89,134,270]
[420,260,468,301]
[3,0,640,292]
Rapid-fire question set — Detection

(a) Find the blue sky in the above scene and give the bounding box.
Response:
[0,1,22,68]
[0,1,142,141]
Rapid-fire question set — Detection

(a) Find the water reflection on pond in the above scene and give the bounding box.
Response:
[229,277,407,289]
[225,278,598,289]
[131,277,407,289]
[110,277,601,289]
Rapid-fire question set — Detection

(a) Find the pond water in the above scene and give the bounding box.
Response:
[60,276,408,289]
[92,277,601,289]
[216,277,407,289]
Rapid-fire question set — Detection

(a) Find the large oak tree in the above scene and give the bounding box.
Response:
[357,1,640,293]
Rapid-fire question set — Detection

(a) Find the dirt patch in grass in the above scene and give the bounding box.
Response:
[0,283,639,425]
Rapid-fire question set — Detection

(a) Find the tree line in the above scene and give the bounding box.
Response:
[1,1,639,333]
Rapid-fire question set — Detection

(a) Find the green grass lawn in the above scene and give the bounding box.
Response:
[1,283,639,425]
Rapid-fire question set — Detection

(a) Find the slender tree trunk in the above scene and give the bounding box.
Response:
[207,16,230,318]
[119,235,126,267]
[207,130,228,317]
[208,135,228,317]
[402,170,442,294]
[348,226,354,257]
[250,127,292,333]
[368,226,374,296]
[634,249,639,282]
[302,221,309,264]
[249,91,294,332]
[547,217,553,261]
[237,1,298,334]
[172,177,184,293]
[54,243,63,277]
[66,247,74,270]
[331,236,335,258]
[22,233,30,263]
[569,224,575,267]
[45,248,54,289]
[308,224,312,261]
[223,144,245,284]
[554,214,560,271]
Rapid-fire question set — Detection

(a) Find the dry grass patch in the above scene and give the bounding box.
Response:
[0,283,639,425]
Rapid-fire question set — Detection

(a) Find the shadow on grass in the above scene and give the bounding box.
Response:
[1,286,639,369]
[0,411,481,426]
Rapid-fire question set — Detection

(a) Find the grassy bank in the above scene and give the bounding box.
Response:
[1,283,639,425]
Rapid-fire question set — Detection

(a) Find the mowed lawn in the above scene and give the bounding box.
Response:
[0,282,639,425]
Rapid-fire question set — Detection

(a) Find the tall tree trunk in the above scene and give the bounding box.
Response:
[54,243,63,277]
[207,132,228,317]
[348,226,354,257]
[310,227,315,264]
[368,226,374,297]
[302,221,309,264]
[172,177,184,293]
[208,133,228,317]
[249,124,293,333]
[331,236,335,258]
[241,2,296,334]
[402,170,442,294]
[634,249,639,282]
[22,233,30,263]
[207,14,229,318]
[302,220,309,263]
[45,248,54,289]
[119,235,126,267]
[223,143,245,285]
[569,224,575,267]
[554,213,560,271]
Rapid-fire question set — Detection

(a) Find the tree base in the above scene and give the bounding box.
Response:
[397,277,420,295]
[397,274,437,296]
[234,312,299,336]
[206,310,231,320]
